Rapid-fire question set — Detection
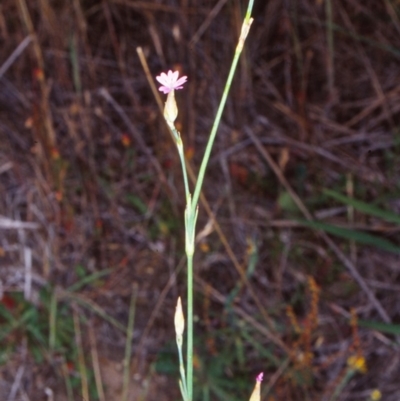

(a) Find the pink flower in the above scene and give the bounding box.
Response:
[256,372,264,383]
[156,70,187,94]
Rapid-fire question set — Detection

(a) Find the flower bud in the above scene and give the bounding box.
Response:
[164,90,178,126]
[174,297,185,338]
[249,373,263,401]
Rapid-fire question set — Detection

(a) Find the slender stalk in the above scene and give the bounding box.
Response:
[178,349,188,401]
[49,289,57,351]
[89,325,106,401]
[186,253,194,401]
[73,308,89,401]
[184,198,197,401]
[61,358,74,401]
[184,3,254,400]
[151,3,255,400]
[191,0,254,210]
[176,133,191,200]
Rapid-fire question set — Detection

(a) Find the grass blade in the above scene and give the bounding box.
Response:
[323,189,400,224]
[358,319,400,335]
[67,268,113,293]
[299,219,400,254]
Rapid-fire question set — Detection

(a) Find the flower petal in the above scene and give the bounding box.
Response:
[158,86,171,94]
[156,70,187,93]
[171,70,179,82]
[175,76,188,87]
[156,72,168,85]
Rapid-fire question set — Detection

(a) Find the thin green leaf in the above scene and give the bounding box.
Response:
[323,189,400,224]
[358,319,400,335]
[125,194,148,214]
[67,268,113,293]
[299,220,400,254]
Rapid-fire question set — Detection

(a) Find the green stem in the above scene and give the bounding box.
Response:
[49,289,57,351]
[177,341,188,400]
[180,2,254,400]
[186,253,194,401]
[176,135,191,201]
[191,0,254,210]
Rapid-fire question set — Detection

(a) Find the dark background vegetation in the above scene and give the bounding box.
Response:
[1,0,400,400]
